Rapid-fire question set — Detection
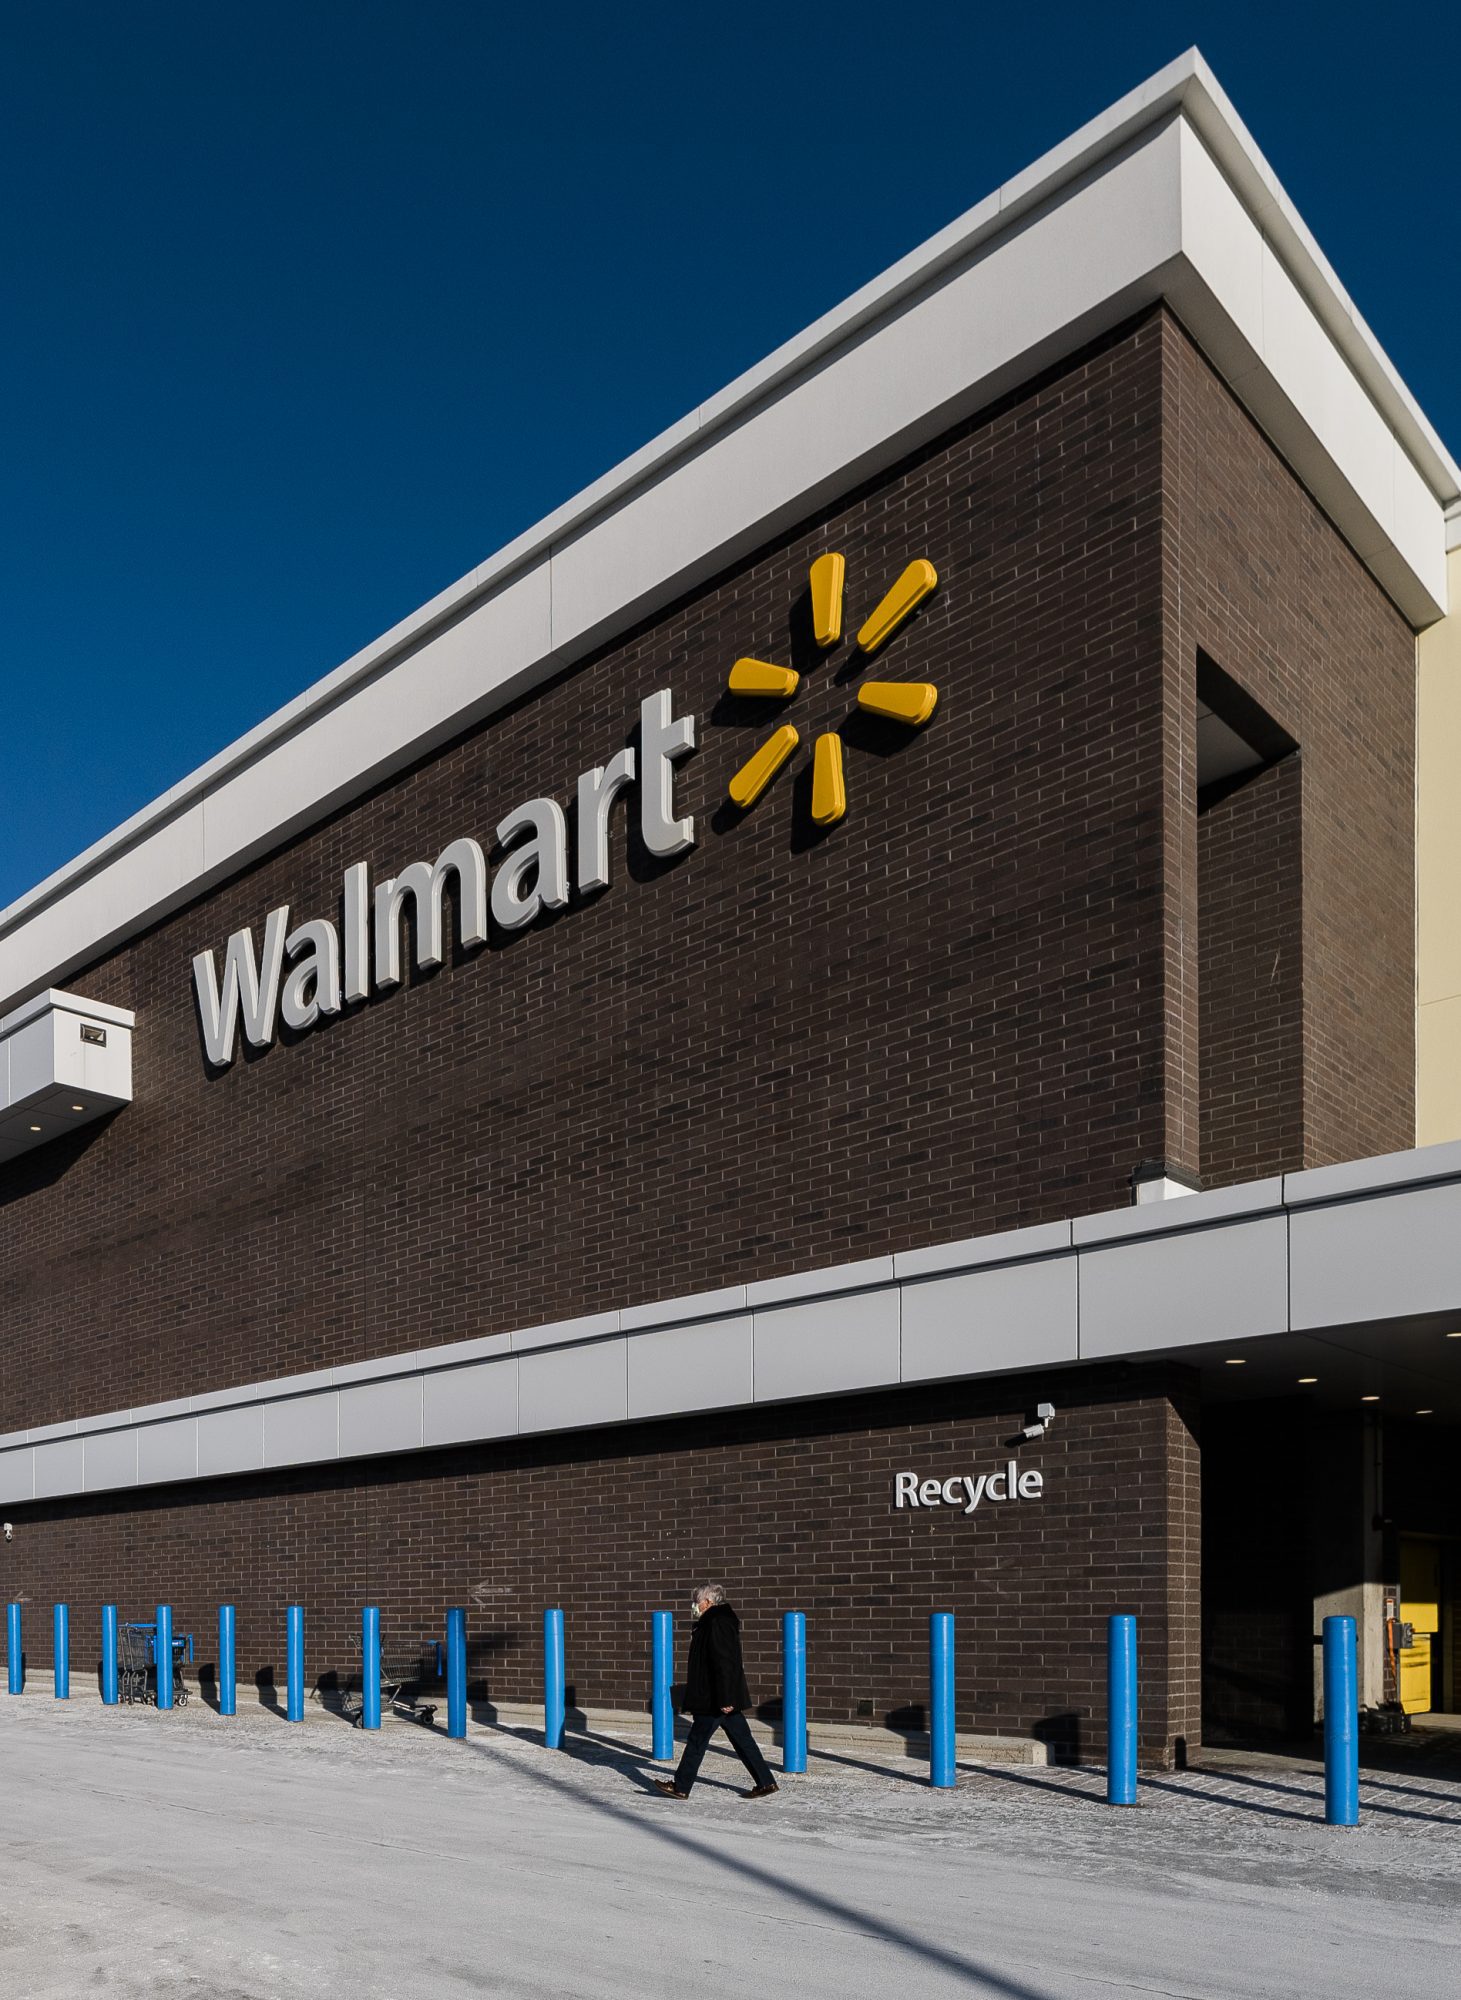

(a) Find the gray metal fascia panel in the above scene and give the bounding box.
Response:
[127,1398,194,1427]
[75,1409,133,1435]
[1078,1213,1289,1356]
[511,1310,620,1354]
[752,1288,900,1402]
[32,1436,85,1499]
[626,1317,754,1419]
[24,1419,78,1443]
[408,1331,513,1372]
[1289,1182,1461,1329]
[263,1391,340,1469]
[901,1259,1077,1382]
[330,1354,422,1388]
[620,1284,749,1332]
[1284,1139,1461,1208]
[423,1357,519,1448]
[338,1377,425,1460]
[196,1405,265,1479]
[747,1256,896,1309]
[517,1339,627,1433]
[0,1446,35,1504]
[194,1368,336,1413]
[83,1428,139,1493]
[894,1220,1073,1280]
[136,1418,199,1487]
[1073,1178,1284,1247]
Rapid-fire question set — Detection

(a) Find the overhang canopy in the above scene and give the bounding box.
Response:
[0,989,134,1163]
[2,1135,1458,1507]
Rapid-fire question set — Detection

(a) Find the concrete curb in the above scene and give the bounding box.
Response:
[4,1681,1052,1764]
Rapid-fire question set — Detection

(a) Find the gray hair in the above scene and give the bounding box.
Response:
[691,1582,726,1609]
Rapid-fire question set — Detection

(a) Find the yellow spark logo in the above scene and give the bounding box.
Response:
[724,554,939,826]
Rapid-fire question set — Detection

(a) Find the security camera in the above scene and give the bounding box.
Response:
[1020,1403,1056,1441]
[2,1523,10,1541]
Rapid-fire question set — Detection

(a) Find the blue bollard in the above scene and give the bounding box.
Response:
[101,1605,119,1706]
[156,1604,174,1711]
[930,1612,956,1788]
[1107,1614,1138,1805]
[7,1602,22,1695]
[446,1607,467,1739]
[651,1611,674,1761]
[1323,1614,1360,1827]
[53,1604,69,1700]
[782,1611,807,1775]
[361,1606,381,1730]
[218,1605,236,1717]
[286,1605,304,1722]
[544,1608,565,1750]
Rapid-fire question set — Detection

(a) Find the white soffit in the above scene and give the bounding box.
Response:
[1,47,1456,1013]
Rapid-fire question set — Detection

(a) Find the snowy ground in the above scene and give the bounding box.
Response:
[1,1692,1457,1998]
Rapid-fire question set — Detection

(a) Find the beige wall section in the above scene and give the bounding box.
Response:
[1418,545,1461,1144]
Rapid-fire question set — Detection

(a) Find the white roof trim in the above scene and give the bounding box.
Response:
[2,47,1455,1011]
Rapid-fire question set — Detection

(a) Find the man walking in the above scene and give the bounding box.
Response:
[653,1584,779,1801]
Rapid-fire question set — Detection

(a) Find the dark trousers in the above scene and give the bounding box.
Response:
[673,1710,775,1793]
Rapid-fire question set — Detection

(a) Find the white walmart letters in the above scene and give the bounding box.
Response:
[192,905,292,1066]
[372,838,488,989]
[192,689,695,1067]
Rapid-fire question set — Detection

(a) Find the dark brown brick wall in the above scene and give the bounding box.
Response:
[1162,317,1415,1178]
[1198,756,1305,1185]
[0,316,1178,1432]
[1,1365,1201,1763]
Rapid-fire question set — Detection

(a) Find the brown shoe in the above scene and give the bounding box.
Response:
[742,1782,780,1800]
[652,1779,690,1798]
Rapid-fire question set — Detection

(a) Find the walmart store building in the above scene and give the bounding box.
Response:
[4,53,1461,1764]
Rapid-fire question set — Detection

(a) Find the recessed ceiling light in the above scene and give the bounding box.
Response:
[1362,1394,1380,1403]
[1298,1376,1318,1384]
[1225,1357,1246,1366]
[70,1103,84,1112]
[28,1124,40,1133]
[1448,1333,1461,1341]
[1416,1409,1433,1416]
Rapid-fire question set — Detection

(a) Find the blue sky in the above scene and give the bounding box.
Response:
[2,3,1456,909]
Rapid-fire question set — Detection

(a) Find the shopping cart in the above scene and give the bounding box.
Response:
[341,1633,439,1726]
[119,1621,191,1706]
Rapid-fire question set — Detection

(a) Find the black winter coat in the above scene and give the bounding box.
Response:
[681,1604,753,1716]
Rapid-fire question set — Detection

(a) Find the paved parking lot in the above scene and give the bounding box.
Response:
[2,1693,1458,1998]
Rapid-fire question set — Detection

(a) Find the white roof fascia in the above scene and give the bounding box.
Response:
[2,47,1456,1012]
[1174,59,1458,507]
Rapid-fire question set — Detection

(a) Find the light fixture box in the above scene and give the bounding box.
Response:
[0,988,134,1163]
